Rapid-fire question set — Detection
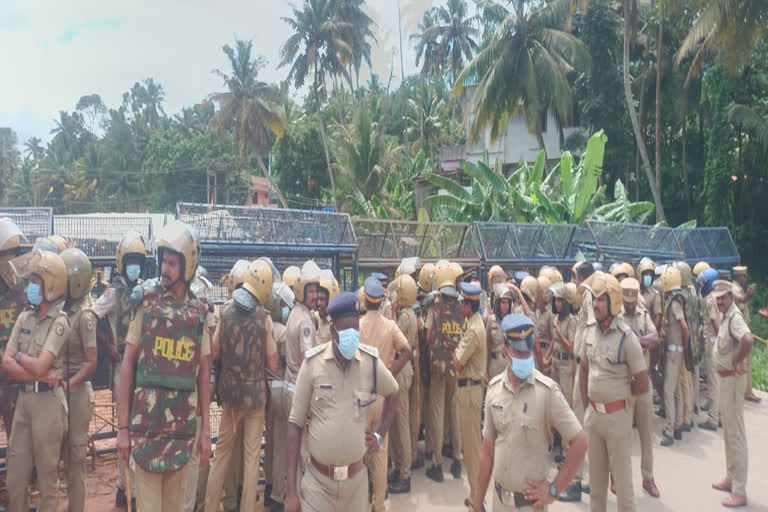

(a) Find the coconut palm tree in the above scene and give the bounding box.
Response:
[454,0,590,151]
[24,137,45,165]
[411,10,442,78]
[431,0,479,83]
[210,39,288,207]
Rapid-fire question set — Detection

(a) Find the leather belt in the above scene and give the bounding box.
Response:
[20,381,56,393]
[311,455,365,481]
[590,399,627,414]
[666,344,684,353]
[457,378,482,388]
[553,351,573,361]
[718,369,736,377]
[495,482,535,508]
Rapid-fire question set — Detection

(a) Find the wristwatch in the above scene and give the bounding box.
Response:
[549,482,558,498]
[373,432,383,447]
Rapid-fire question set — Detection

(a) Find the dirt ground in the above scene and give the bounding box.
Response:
[2,389,766,512]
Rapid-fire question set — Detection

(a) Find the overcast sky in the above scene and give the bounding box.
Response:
[0,0,434,148]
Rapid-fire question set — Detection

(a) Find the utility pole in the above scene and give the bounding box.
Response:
[397,0,405,87]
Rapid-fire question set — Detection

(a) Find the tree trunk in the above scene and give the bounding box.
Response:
[315,77,338,209]
[682,114,691,217]
[655,4,663,213]
[255,154,289,208]
[623,0,666,221]
[536,131,547,154]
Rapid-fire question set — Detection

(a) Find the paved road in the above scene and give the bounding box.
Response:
[390,389,768,512]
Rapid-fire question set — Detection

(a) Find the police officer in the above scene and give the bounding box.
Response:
[60,248,99,512]
[415,262,435,470]
[486,285,512,380]
[453,282,487,509]
[698,268,721,431]
[389,274,420,495]
[285,292,399,512]
[535,273,553,374]
[659,265,690,447]
[710,280,753,508]
[473,313,587,512]
[1,249,71,512]
[92,231,147,507]
[637,258,662,332]
[314,270,338,346]
[546,283,577,409]
[578,271,648,512]
[117,221,212,512]
[205,259,279,512]
[0,218,28,443]
[369,272,392,320]
[285,261,320,400]
[675,261,698,432]
[619,277,660,498]
[360,275,411,511]
[731,266,759,403]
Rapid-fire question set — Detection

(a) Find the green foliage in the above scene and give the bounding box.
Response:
[701,64,734,227]
[272,118,328,204]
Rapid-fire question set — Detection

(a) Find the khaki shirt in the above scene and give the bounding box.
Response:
[288,343,398,465]
[641,287,662,321]
[536,308,553,347]
[313,311,332,346]
[665,298,685,348]
[455,312,487,380]
[396,307,418,380]
[486,314,504,357]
[715,303,750,372]
[359,310,408,371]
[270,321,287,379]
[65,300,98,375]
[581,317,646,403]
[573,291,594,361]
[284,303,316,385]
[620,305,656,366]
[381,298,393,321]
[482,369,582,493]
[733,282,750,326]
[701,294,720,339]
[8,301,70,374]
[551,313,577,354]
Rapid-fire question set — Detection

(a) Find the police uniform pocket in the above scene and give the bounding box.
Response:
[314,384,335,405]
[520,416,541,445]
[353,389,376,421]
[490,404,508,431]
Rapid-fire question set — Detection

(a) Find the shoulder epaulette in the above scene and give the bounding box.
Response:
[615,319,633,335]
[488,373,504,387]
[305,343,327,359]
[56,311,72,327]
[534,371,556,389]
[359,343,379,358]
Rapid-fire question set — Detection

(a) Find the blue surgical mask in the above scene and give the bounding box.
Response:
[126,264,141,282]
[281,306,290,323]
[511,354,535,380]
[27,282,43,306]
[642,275,652,288]
[336,327,360,360]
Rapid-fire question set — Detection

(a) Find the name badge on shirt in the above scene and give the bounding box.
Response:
[21,328,31,335]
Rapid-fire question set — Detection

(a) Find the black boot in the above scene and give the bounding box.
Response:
[388,477,411,494]
[674,429,683,440]
[450,459,462,479]
[426,464,444,482]
[661,433,674,446]
[558,482,582,502]
[442,444,454,459]
[411,453,425,470]
[115,488,127,508]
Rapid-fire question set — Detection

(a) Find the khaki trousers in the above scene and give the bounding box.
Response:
[300,457,368,512]
[745,352,753,394]
[680,368,694,424]
[551,358,576,408]
[571,370,588,483]
[204,405,266,512]
[0,382,18,441]
[663,351,683,435]
[65,382,95,512]
[135,463,190,512]
[7,390,67,512]
[720,373,748,496]
[367,397,389,511]
[631,383,654,481]
[267,383,289,504]
[585,405,635,512]
[409,359,422,464]
[183,418,201,512]
[114,363,136,495]
[457,384,483,503]
[390,372,412,479]
[705,338,720,424]
[428,373,462,466]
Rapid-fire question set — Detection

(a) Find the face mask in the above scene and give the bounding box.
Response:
[511,354,535,380]
[126,264,141,282]
[336,327,360,360]
[281,306,290,323]
[27,282,43,306]
[642,275,652,288]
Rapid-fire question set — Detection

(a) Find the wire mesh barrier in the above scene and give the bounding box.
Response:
[473,222,578,265]
[54,214,154,261]
[572,220,685,262]
[674,227,740,266]
[0,207,53,243]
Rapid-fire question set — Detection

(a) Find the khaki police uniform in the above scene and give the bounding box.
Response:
[701,293,721,425]
[454,311,487,505]
[620,304,657,482]
[6,302,70,512]
[483,369,582,511]
[204,303,277,512]
[550,313,577,408]
[392,306,418,480]
[732,281,752,393]
[360,309,409,511]
[715,302,750,497]
[641,286,662,323]
[124,293,211,512]
[285,302,316,390]
[381,297,393,321]
[63,300,98,512]
[486,314,506,379]
[663,298,685,437]
[265,320,288,506]
[314,310,332,346]
[571,290,593,485]
[288,342,399,512]
[581,317,646,512]
[535,308,553,373]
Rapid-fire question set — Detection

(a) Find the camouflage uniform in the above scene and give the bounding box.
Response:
[204,300,276,512]
[0,282,26,439]
[125,287,210,512]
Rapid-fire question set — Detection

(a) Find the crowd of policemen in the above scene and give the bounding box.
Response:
[0,214,760,512]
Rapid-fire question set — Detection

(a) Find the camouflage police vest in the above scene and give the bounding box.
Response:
[112,276,141,347]
[217,300,269,409]
[430,299,463,376]
[0,284,27,385]
[129,291,205,474]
